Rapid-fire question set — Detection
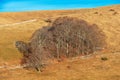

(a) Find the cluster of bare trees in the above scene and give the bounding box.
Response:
[16,16,106,71]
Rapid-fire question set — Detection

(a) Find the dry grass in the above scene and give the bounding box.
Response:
[0,4,120,80]
[0,52,120,80]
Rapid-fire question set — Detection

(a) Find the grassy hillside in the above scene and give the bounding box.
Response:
[0,5,120,80]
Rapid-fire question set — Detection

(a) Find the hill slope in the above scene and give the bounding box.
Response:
[0,5,120,80]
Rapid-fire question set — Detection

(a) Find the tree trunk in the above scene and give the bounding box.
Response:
[66,43,69,57]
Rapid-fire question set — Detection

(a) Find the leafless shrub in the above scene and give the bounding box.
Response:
[94,12,98,14]
[109,9,115,11]
[113,12,118,15]
[15,41,31,57]
[16,16,106,71]
[44,18,52,23]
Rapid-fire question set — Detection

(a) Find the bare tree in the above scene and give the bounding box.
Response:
[15,16,106,71]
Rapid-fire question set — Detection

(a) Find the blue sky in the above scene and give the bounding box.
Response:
[0,0,120,12]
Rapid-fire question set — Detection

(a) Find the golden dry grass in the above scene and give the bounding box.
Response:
[0,4,120,80]
[0,52,120,80]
